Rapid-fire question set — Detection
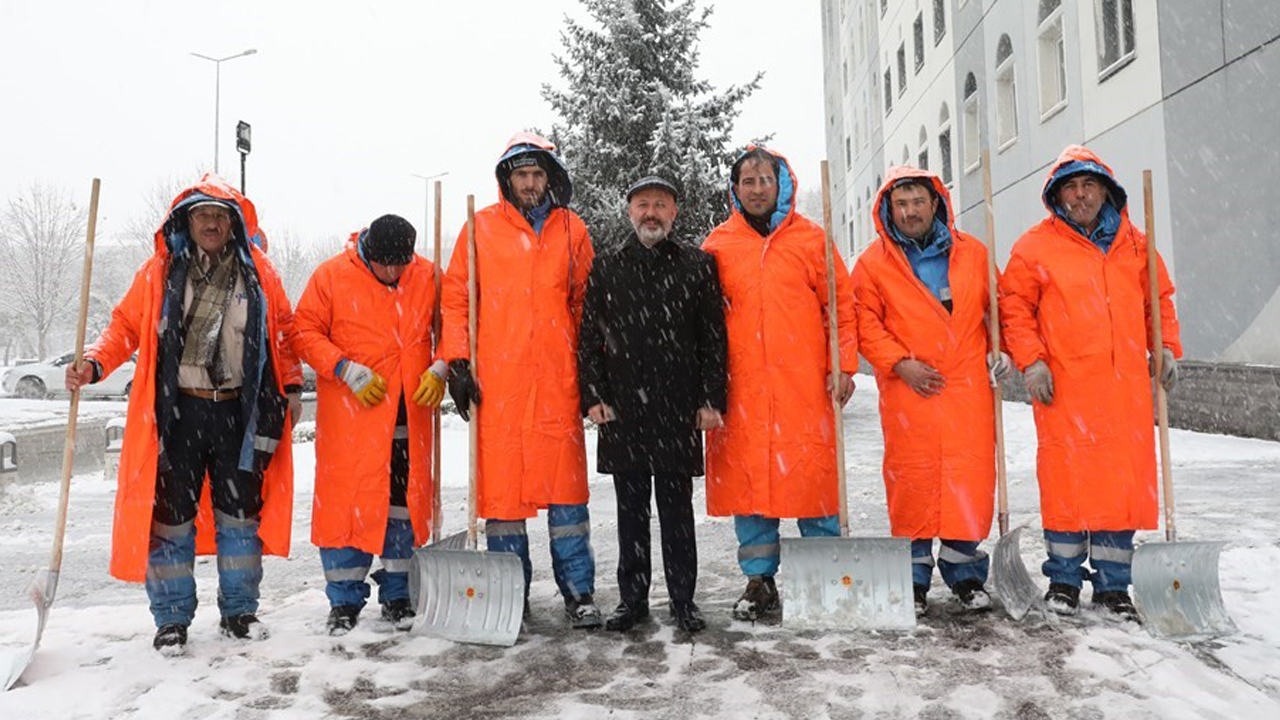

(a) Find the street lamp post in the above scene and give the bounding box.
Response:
[190,48,257,174]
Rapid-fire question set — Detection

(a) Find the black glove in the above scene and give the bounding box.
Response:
[447,359,481,421]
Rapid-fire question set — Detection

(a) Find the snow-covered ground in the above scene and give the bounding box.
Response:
[0,398,130,430]
[1,381,1278,719]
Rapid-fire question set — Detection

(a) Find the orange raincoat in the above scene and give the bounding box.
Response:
[439,134,594,520]
[852,167,995,540]
[1000,146,1180,532]
[293,237,439,552]
[702,148,859,519]
[87,175,300,582]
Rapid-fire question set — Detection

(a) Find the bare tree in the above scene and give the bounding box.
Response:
[0,182,87,359]
[116,173,193,266]
[269,229,336,304]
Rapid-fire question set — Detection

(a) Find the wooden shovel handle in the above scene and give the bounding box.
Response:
[51,178,100,573]
[431,181,443,544]
[1143,170,1176,543]
[819,161,849,537]
[981,151,1010,536]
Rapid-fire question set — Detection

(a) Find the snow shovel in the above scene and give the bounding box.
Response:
[979,151,1041,621]
[3,178,100,691]
[780,161,914,632]
[1131,170,1236,639]
[408,194,524,647]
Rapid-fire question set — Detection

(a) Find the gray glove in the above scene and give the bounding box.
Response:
[1023,359,1054,405]
[987,351,1013,387]
[1150,347,1178,392]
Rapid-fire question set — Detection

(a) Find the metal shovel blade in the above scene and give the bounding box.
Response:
[3,569,57,691]
[409,547,525,647]
[408,531,468,612]
[992,524,1041,621]
[1133,540,1237,639]
[780,537,915,631]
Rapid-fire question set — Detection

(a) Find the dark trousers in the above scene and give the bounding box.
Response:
[613,471,697,609]
[155,394,263,525]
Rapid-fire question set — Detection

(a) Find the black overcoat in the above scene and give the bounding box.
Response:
[578,233,727,475]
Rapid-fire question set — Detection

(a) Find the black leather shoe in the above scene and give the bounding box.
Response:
[220,613,268,640]
[671,602,706,633]
[1093,590,1139,621]
[1045,583,1081,615]
[565,593,603,629]
[381,599,416,630]
[913,585,929,616]
[605,603,651,631]
[153,624,188,654]
[327,606,361,636]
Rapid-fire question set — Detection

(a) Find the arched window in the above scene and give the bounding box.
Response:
[902,145,910,166]
[995,34,1019,149]
[938,103,953,185]
[934,0,947,45]
[1038,0,1068,118]
[1096,0,1137,80]
[963,72,980,173]
[917,126,930,171]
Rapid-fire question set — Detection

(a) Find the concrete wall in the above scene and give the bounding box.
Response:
[1158,0,1280,363]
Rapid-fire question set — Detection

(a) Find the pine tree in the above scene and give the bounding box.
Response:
[543,0,762,248]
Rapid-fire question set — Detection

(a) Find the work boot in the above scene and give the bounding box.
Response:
[952,579,993,613]
[605,602,651,632]
[327,606,361,636]
[380,599,416,630]
[220,613,269,640]
[153,624,188,655]
[1093,590,1139,621]
[565,594,603,629]
[1044,583,1081,615]
[671,602,707,633]
[732,575,780,621]
[913,585,929,616]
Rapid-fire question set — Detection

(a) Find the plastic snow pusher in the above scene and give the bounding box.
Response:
[979,152,1042,621]
[3,179,99,691]
[1130,170,1236,639]
[408,194,524,647]
[780,161,915,632]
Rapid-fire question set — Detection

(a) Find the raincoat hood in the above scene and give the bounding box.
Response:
[495,131,573,209]
[873,166,954,246]
[156,173,267,256]
[1041,145,1128,217]
[728,146,797,234]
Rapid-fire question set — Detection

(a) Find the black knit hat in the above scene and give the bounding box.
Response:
[364,214,416,265]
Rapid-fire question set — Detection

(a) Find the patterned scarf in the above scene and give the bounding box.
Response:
[180,249,238,386]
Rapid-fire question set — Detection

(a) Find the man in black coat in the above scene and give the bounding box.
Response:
[578,175,728,633]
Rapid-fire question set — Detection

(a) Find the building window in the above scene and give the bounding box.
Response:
[913,13,925,73]
[897,43,907,95]
[866,188,874,242]
[963,72,980,173]
[846,137,852,166]
[934,0,946,45]
[1096,0,1136,80]
[917,127,929,171]
[884,67,893,114]
[938,103,953,185]
[881,0,887,17]
[1038,0,1068,120]
[902,145,910,166]
[995,34,1019,150]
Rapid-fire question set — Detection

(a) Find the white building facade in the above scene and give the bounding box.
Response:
[820,0,1280,364]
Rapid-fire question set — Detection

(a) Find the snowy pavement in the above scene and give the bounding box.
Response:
[1,380,1278,719]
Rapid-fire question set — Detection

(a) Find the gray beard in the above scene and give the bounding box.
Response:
[634,225,669,245]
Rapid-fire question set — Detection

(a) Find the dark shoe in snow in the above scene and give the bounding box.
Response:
[605,602,651,632]
[380,599,416,630]
[220,613,268,640]
[732,575,781,621]
[913,585,929,616]
[565,594,603,629]
[153,624,188,655]
[1093,590,1139,621]
[671,602,707,633]
[952,579,993,613]
[1044,583,1081,615]
[327,606,361,636]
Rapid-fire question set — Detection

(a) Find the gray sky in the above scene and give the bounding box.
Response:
[0,0,823,251]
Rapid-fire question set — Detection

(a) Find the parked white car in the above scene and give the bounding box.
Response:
[2,352,137,399]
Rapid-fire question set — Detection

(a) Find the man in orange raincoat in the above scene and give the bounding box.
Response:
[702,147,858,621]
[440,133,601,628]
[852,168,1012,616]
[1001,146,1180,619]
[293,214,446,635]
[66,175,300,652]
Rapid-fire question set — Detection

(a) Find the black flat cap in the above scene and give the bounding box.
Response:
[626,175,680,202]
